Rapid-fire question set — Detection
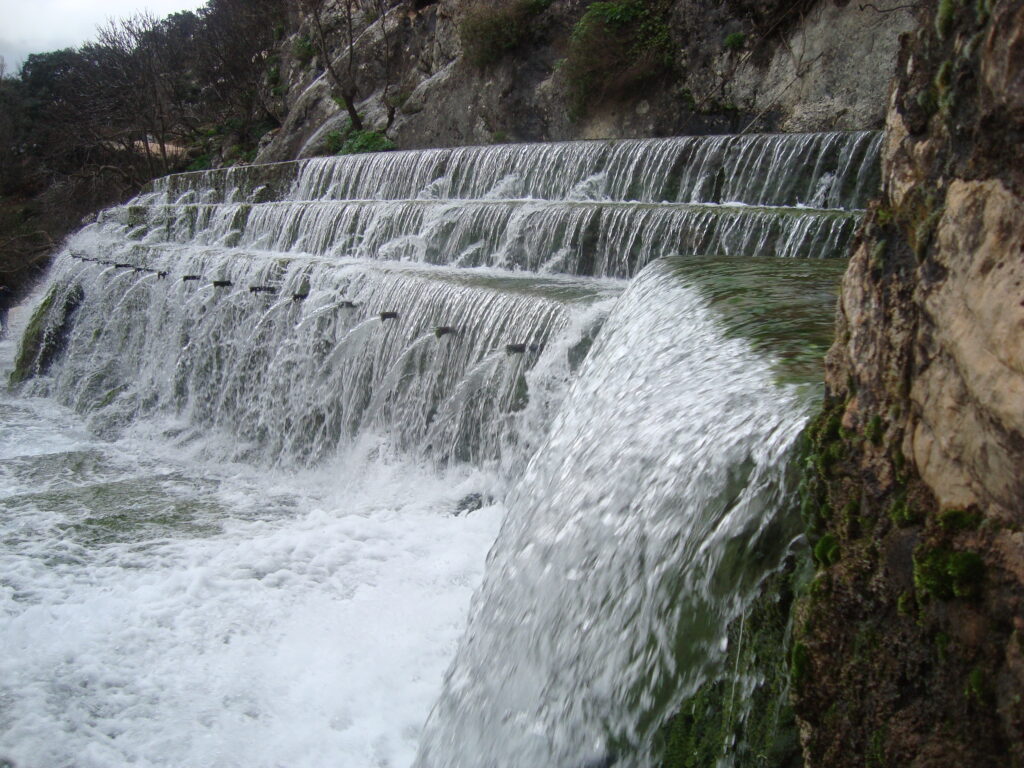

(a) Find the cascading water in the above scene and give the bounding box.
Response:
[414,261,814,768]
[1,131,875,767]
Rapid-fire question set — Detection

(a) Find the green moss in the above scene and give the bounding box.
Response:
[935,0,957,39]
[10,289,56,385]
[935,60,956,112]
[869,239,888,274]
[892,447,906,475]
[723,32,746,51]
[186,154,212,172]
[935,631,950,663]
[813,534,840,567]
[916,85,939,117]
[790,642,810,686]
[864,414,884,445]
[292,35,315,67]
[655,565,804,767]
[797,400,848,536]
[965,666,991,702]
[937,508,981,533]
[839,499,861,538]
[917,208,943,258]
[867,725,888,767]
[889,496,920,528]
[897,591,915,615]
[10,284,84,386]
[947,552,984,597]
[459,0,552,68]
[913,547,985,601]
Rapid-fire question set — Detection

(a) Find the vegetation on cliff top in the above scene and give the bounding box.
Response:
[0,0,287,295]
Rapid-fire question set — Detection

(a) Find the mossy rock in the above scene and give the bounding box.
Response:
[10,283,84,386]
[654,562,805,767]
[913,546,985,601]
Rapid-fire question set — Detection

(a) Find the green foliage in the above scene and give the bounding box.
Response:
[186,154,212,172]
[459,0,552,68]
[293,35,316,67]
[580,0,645,26]
[913,547,984,601]
[325,125,395,155]
[341,129,395,154]
[562,0,674,116]
[324,129,346,154]
[266,61,281,88]
[723,32,746,51]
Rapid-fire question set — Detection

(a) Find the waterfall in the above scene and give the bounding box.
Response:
[414,261,810,768]
[2,130,876,767]
[106,130,878,278]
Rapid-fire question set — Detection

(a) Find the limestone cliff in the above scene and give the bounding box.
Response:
[793,0,1024,763]
[256,0,915,162]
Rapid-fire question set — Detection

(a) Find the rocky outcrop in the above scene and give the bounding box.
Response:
[793,0,1024,764]
[257,0,915,161]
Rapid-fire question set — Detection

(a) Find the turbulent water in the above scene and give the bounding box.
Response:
[1,131,871,767]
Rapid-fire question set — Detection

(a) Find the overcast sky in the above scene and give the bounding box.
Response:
[1,0,209,75]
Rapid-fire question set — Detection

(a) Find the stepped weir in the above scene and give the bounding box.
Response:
[2,131,879,766]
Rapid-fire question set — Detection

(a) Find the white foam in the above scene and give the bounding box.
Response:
[0,321,503,768]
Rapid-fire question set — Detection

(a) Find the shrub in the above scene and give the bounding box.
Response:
[292,35,316,67]
[459,0,553,68]
[324,129,346,155]
[723,32,746,50]
[325,126,395,155]
[561,0,674,116]
[340,130,395,154]
[186,154,212,172]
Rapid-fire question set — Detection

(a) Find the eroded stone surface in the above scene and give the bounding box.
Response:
[911,179,1024,514]
[794,0,1024,763]
[258,0,915,161]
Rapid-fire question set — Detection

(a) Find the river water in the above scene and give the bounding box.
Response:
[0,303,504,767]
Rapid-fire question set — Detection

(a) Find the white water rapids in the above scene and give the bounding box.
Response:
[0,304,504,767]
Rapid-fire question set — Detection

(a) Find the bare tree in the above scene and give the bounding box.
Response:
[301,0,364,130]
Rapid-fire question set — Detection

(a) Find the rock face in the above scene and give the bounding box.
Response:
[257,0,915,161]
[793,0,1024,764]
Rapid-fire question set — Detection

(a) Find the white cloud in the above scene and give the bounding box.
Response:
[0,0,209,73]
